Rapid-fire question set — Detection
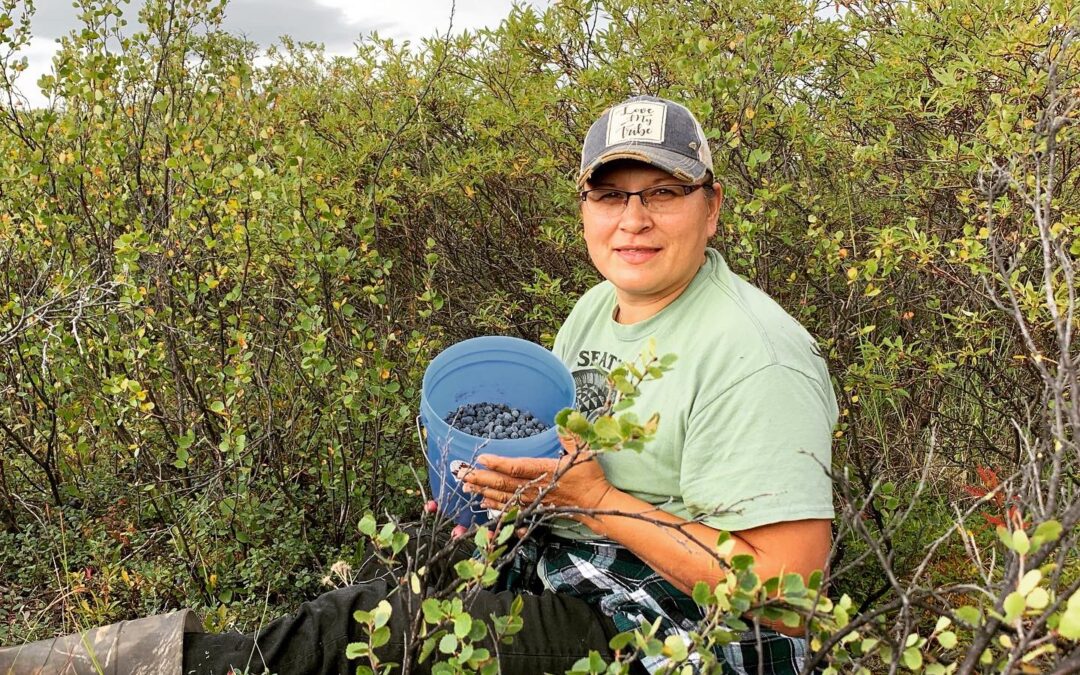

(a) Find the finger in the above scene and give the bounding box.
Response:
[458,468,526,494]
[461,467,554,496]
[467,484,529,507]
[424,500,438,514]
[476,455,559,479]
[451,524,468,539]
[558,431,585,454]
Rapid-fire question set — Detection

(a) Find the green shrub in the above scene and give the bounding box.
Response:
[1,0,1078,671]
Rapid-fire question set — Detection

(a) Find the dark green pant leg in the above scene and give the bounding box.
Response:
[182,580,624,674]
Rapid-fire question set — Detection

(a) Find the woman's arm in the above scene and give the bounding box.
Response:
[459,452,830,635]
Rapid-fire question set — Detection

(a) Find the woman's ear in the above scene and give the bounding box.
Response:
[705,181,724,239]
[710,181,724,219]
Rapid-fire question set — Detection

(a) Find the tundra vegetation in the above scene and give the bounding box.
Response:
[0,0,1078,672]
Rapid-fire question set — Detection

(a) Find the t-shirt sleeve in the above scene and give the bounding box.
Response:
[680,364,836,531]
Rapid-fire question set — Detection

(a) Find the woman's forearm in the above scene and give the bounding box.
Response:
[580,488,832,636]
[579,487,739,595]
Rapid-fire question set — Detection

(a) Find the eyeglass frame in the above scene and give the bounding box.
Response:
[578,183,707,213]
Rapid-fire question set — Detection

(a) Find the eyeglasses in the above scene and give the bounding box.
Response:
[579,184,705,216]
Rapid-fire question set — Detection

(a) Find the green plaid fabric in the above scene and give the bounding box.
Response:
[496,535,810,674]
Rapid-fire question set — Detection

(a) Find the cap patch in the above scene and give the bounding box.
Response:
[605,101,666,146]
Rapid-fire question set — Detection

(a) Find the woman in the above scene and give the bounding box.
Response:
[457,95,835,674]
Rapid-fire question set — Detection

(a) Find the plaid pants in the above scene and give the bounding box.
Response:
[498,534,811,674]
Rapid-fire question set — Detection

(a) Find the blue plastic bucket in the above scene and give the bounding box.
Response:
[419,336,575,526]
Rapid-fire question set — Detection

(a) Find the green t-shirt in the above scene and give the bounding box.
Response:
[552,248,837,538]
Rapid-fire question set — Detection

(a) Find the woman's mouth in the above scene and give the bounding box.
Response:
[615,247,661,264]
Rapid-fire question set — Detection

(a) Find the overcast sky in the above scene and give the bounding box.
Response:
[12,0,554,107]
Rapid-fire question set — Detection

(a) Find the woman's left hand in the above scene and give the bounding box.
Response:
[457,448,613,520]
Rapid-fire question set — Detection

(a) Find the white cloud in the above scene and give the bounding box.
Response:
[11,0,554,108]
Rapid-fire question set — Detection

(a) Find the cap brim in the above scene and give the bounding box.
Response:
[576,145,710,188]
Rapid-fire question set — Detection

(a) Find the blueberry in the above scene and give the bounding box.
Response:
[438,401,549,440]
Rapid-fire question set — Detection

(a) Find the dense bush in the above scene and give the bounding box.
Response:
[0,0,1077,671]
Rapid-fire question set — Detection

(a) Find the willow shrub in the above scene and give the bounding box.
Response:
[1,0,1078,671]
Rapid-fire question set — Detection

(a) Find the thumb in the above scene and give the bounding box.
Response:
[558,430,584,455]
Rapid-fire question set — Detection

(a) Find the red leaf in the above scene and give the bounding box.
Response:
[962,485,988,499]
[976,466,1000,490]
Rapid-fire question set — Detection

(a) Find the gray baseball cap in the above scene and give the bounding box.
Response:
[577,95,713,188]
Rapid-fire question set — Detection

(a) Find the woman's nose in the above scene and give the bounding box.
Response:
[618,194,653,233]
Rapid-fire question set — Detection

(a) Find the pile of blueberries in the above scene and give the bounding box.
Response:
[443,402,550,439]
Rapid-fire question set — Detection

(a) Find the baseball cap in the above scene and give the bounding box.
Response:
[577,95,713,188]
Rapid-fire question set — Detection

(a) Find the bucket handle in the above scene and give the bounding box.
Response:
[415,415,490,515]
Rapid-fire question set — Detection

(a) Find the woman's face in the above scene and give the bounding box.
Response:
[581,160,721,312]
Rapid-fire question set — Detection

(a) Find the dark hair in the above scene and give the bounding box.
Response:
[701,172,717,200]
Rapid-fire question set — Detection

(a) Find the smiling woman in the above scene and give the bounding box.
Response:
[579,160,722,325]
[456,95,838,674]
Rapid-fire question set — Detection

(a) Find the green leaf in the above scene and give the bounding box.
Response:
[996,525,1014,550]
[902,646,923,670]
[419,636,437,663]
[566,412,590,435]
[453,612,472,638]
[468,619,488,642]
[692,581,710,605]
[593,416,620,439]
[1012,530,1031,555]
[937,631,957,649]
[1026,587,1049,610]
[731,554,755,571]
[782,572,806,596]
[372,600,392,629]
[345,641,369,659]
[1032,520,1062,547]
[609,631,635,651]
[454,559,481,580]
[1003,591,1026,622]
[954,605,983,627]
[370,625,390,649]
[358,512,376,537]
[209,400,225,414]
[1069,589,1080,612]
[778,610,801,628]
[1058,608,1080,640]
[422,598,442,624]
[1017,569,1041,596]
[474,526,491,550]
[663,634,688,661]
[438,632,458,654]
